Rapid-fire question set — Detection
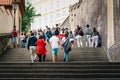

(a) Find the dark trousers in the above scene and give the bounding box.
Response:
[37,54,46,62]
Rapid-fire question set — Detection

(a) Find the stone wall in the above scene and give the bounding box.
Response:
[60,16,71,29]
[113,0,120,44]
[69,0,120,62]
[69,0,108,49]
[109,0,120,62]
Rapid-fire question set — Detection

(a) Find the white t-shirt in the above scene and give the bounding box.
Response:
[62,37,66,42]
[49,36,59,49]
[20,35,25,41]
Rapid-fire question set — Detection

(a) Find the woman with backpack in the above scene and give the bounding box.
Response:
[75,28,84,47]
[91,27,99,47]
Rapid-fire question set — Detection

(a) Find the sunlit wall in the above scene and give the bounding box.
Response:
[26,0,79,30]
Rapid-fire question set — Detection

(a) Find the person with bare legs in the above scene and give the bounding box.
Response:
[12,26,18,48]
[49,32,60,63]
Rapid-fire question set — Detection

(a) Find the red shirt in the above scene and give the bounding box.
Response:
[35,39,46,55]
[13,31,17,37]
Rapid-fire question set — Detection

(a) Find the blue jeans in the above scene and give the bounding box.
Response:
[64,52,69,62]
[21,40,25,47]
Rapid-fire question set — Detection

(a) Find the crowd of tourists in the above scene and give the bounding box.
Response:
[11,24,101,63]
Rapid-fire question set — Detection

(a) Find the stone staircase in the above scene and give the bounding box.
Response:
[0,45,108,62]
[69,47,108,62]
[0,48,31,63]
[0,62,120,79]
[0,43,120,79]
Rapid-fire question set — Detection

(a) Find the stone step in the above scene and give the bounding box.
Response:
[0,52,106,55]
[0,55,107,59]
[0,54,106,58]
[0,44,108,62]
[0,73,120,78]
[0,69,120,73]
[0,65,120,69]
[0,59,108,62]
[71,47,104,50]
[0,45,110,79]
[1,62,119,65]
[0,60,108,63]
[0,78,119,80]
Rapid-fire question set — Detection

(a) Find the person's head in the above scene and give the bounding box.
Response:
[21,33,23,35]
[39,35,43,39]
[86,24,89,28]
[64,31,69,38]
[14,26,16,29]
[47,28,49,31]
[56,24,58,27]
[46,26,48,29]
[77,25,79,28]
[30,31,32,34]
[70,31,72,34]
[93,27,97,32]
[77,25,81,30]
[31,33,34,36]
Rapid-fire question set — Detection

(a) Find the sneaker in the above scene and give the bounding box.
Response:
[31,60,34,63]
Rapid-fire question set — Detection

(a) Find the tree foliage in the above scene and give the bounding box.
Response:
[22,2,41,32]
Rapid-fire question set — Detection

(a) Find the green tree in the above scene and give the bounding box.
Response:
[22,2,41,32]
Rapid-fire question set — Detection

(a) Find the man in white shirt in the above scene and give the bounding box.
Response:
[49,32,60,62]
[85,24,92,47]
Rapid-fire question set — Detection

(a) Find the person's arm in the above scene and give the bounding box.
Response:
[49,38,52,48]
[43,39,47,46]
[49,41,52,48]
[61,37,65,45]
[35,40,38,46]
[69,41,72,47]
[58,41,60,46]
[27,38,30,50]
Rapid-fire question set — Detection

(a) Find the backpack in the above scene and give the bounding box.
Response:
[81,30,84,36]
[79,30,84,36]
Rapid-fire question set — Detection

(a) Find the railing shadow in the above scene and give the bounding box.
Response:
[0,33,11,54]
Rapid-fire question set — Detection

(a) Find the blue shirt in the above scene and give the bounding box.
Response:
[28,36,37,47]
